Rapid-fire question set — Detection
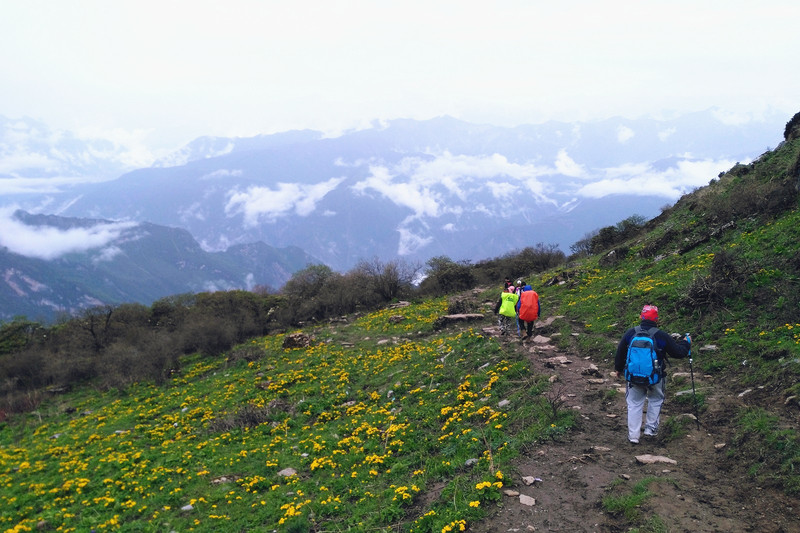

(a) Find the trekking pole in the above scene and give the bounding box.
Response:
[687,333,701,430]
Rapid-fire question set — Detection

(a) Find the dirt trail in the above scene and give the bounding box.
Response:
[468,321,799,533]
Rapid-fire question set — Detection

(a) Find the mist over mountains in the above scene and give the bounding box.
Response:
[0,109,789,320]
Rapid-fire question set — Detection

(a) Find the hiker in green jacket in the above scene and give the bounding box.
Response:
[494,284,519,335]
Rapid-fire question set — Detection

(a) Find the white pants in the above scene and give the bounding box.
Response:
[625,380,665,441]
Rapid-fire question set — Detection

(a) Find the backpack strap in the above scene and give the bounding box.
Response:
[644,327,669,368]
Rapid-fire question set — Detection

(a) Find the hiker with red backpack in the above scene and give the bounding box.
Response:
[515,283,540,340]
[614,305,691,444]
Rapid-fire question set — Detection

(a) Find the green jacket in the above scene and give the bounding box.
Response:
[498,291,519,318]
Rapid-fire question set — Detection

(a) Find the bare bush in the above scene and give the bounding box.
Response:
[207,400,293,433]
[682,250,747,309]
[227,344,264,364]
[419,256,476,296]
[355,257,419,301]
[180,317,237,357]
[447,295,479,315]
[542,383,569,421]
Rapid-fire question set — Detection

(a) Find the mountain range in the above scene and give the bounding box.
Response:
[0,109,790,321]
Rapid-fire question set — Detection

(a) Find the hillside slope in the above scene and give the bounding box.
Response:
[467,112,800,530]
[0,115,797,533]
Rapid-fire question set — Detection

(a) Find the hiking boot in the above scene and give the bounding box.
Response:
[629,438,639,445]
[643,429,657,438]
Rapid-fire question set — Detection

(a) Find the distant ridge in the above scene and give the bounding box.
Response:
[0,211,318,322]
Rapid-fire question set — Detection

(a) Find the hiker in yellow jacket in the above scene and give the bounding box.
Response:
[493,284,519,335]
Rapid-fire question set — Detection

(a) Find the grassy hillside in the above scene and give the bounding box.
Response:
[1,299,573,532]
[530,119,800,498]
[1,114,799,531]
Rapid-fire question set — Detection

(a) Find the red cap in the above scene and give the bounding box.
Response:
[640,305,659,322]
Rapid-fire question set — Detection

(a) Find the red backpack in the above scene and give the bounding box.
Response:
[518,290,539,321]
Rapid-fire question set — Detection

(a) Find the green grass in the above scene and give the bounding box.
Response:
[602,476,663,523]
[659,415,696,444]
[630,515,668,533]
[535,205,800,494]
[0,297,575,532]
[732,408,800,494]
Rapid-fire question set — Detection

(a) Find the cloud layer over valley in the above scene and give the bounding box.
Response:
[0,113,785,269]
[0,207,138,260]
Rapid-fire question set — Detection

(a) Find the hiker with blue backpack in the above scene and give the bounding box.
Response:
[614,305,691,444]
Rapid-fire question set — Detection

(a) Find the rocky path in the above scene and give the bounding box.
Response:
[468,320,799,533]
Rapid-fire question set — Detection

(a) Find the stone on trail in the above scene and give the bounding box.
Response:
[536,315,564,327]
[635,454,677,465]
[439,313,485,324]
[581,363,601,376]
[543,355,573,367]
[533,344,557,351]
[519,494,536,506]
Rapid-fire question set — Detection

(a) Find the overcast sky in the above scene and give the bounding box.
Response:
[2,0,799,153]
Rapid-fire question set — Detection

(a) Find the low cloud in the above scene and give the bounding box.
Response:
[0,207,138,260]
[0,176,96,195]
[225,177,345,226]
[0,150,60,175]
[353,165,442,218]
[353,151,558,217]
[92,245,124,264]
[201,168,242,180]
[554,149,586,178]
[617,125,635,143]
[1,120,155,190]
[658,127,676,141]
[397,227,434,255]
[577,158,739,199]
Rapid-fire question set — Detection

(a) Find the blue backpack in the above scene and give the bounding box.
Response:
[624,326,662,386]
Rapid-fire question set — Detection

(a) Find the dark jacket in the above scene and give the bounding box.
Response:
[614,319,690,374]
